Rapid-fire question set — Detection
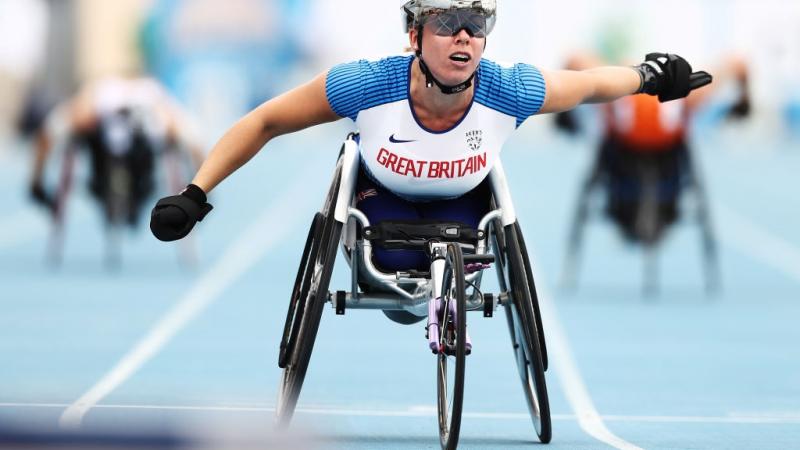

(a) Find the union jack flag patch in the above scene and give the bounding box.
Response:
[357,188,378,202]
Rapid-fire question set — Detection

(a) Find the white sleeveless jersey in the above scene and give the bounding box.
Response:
[326,55,546,201]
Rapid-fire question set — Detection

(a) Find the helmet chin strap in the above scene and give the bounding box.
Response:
[415,28,475,95]
[417,57,474,94]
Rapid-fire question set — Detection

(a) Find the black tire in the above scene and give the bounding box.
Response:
[278,213,324,369]
[48,147,77,267]
[437,243,466,450]
[688,163,720,294]
[106,160,130,226]
[492,222,552,443]
[514,222,548,371]
[104,160,130,268]
[276,154,343,425]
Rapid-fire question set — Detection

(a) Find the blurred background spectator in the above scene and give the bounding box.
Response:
[0,0,50,140]
[1,0,798,147]
[139,0,312,137]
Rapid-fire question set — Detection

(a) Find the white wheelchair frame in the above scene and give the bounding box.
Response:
[276,133,552,447]
[331,133,517,317]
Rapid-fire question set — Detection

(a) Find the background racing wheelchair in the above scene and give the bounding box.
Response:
[44,106,198,267]
[558,94,722,296]
[555,54,749,296]
[276,133,552,449]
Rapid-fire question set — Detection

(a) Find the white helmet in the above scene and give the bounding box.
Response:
[401,0,497,35]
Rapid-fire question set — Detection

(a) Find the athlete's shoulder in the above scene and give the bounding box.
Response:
[475,58,547,127]
[326,54,413,120]
[372,54,415,70]
[476,59,545,93]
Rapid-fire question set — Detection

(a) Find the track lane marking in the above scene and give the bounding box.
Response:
[58,166,321,429]
[8,402,800,424]
[528,248,644,450]
[716,203,800,282]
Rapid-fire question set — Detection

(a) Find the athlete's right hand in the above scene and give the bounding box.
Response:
[150,184,213,242]
[635,53,712,102]
[554,110,579,135]
[30,181,57,215]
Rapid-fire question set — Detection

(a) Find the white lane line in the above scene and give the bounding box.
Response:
[0,208,48,249]
[58,167,321,429]
[7,403,800,424]
[600,414,800,424]
[529,249,643,450]
[716,203,800,282]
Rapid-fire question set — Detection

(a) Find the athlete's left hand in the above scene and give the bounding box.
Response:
[636,53,712,102]
[30,181,57,215]
[150,184,213,242]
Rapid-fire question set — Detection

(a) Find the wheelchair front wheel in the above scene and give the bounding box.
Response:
[276,154,344,425]
[493,222,552,443]
[276,213,342,425]
[437,243,467,450]
[278,213,323,369]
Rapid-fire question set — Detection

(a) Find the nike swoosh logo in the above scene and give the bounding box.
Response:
[389,134,416,144]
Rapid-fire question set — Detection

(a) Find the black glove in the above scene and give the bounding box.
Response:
[727,73,751,120]
[635,53,713,102]
[554,110,579,135]
[150,184,213,242]
[727,95,751,119]
[30,182,57,214]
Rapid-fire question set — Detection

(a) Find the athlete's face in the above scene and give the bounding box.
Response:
[410,20,485,86]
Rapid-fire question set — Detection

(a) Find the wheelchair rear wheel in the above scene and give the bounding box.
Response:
[514,222,548,370]
[492,222,552,443]
[437,243,467,450]
[276,154,343,425]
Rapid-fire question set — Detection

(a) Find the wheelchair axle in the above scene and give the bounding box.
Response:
[327,290,501,315]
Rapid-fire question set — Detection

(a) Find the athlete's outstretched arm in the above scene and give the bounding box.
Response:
[190,72,340,194]
[538,66,642,114]
[29,91,96,212]
[150,71,341,242]
[538,53,712,114]
[31,90,94,187]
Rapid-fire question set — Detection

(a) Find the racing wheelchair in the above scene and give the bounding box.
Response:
[47,108,196,267]
[560,136,720,295]
[276,134,551,448]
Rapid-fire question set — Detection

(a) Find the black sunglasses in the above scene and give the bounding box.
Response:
[423,10,495,38]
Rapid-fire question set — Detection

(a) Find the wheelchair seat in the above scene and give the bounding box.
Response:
[599,137,691,244]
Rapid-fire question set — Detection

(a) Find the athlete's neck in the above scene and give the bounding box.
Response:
[410,58,474,131]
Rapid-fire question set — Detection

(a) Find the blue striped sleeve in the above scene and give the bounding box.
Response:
[475,60,547,128]
[326,60,366,121]
[325,56,411,121]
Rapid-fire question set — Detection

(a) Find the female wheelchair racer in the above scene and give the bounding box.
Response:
[149,1,712,447]
[275,132,552,448]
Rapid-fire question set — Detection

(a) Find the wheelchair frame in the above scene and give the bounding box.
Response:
[277,133,552,448]
[561,140,720,295]
[333,137,512,316]
[48,140,195,267]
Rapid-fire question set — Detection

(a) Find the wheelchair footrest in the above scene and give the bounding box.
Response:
[464,253,494,274]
